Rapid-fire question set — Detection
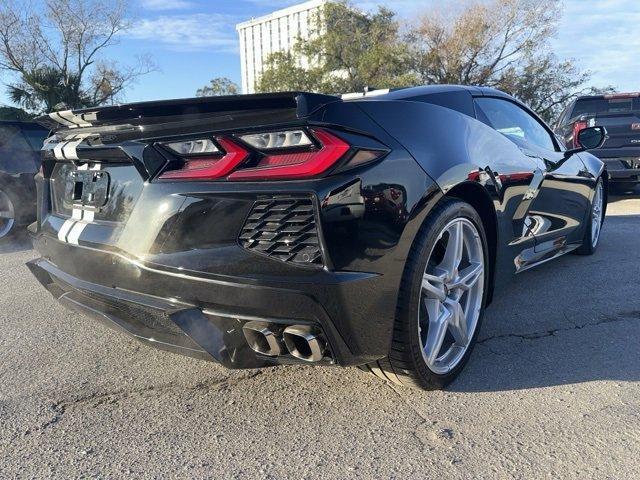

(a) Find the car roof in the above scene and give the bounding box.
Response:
[367,84,516,101]
[363,84,551,128]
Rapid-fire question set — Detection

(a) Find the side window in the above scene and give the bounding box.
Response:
[475,97,557,152]
[21,127,49,151]
[412,92,475,118]
[555,103,572,129]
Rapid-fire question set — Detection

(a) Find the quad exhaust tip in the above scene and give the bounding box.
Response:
[242,321,284,357]
[283,325,326,362]
[243,321,327,362]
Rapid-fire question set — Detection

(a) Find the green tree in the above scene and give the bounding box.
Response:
[256,52,326,93]
[196,77,239,97]
[0,105,33,121]
[256,1,416,94]
[497,55,615,123]
[257,0,610,123]
[7,67,85,113]
[410,0,612,123]
[0,0,154,113]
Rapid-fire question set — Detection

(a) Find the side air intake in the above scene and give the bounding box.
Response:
[239,197,323,266]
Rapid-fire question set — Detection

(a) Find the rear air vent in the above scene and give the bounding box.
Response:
[239,198,323,266]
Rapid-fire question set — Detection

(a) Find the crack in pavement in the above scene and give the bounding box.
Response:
[34,370,264,432]
[477,312,638,346]
[27,312,640,433]
[39,402,66,431]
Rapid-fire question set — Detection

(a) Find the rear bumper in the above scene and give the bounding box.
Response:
[594,154,640,184]
[607,168,640,183]
[28,235,387,368]
[28,258,218,362]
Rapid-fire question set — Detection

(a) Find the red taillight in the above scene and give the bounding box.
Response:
[227,129,350,181]
[159,137,249,180]
[572,121,587,148]
[157,128,362,181]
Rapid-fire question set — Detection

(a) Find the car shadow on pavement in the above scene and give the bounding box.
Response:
[449,213,640,393]
[0,230,33,254]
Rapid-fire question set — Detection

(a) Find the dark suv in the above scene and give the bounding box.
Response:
[556,93,640,193]
[0,121,49,239]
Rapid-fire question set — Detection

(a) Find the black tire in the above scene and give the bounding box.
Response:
[574,176,604,256]
[364,198,490,390]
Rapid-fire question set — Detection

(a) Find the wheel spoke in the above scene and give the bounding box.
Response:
[422,297,442,329]
[591,181,603,247]
[424,306,451,365]
[422,273,447,302]
[0,210,12,219]
[438,221,464,275]
[450,262,483,291]
[446,300,469,346]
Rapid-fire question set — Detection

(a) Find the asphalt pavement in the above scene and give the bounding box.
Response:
[1,190,639,479]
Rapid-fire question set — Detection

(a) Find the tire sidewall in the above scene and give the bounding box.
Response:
[577,176,604,255]
[401,200,490,388]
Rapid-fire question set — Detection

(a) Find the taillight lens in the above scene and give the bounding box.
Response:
[159,137,249,180]
[164,138,220,156]
[228,128,350,181]
[157,128,384,181]
[572,121,587,148]
[239,130,313,150]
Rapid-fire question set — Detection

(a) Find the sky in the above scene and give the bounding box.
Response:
[4,0,640,104]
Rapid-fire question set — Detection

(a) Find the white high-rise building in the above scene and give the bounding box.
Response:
[236,0,328,94]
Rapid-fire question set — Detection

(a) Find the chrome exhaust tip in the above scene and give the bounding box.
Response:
[283,325,326,362]
[242,321,284,357]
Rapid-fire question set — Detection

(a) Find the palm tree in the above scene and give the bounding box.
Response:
[7,67,89,113]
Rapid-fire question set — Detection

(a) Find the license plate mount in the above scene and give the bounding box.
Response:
[65,169,110,208]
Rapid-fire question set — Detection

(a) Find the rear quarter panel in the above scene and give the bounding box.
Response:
[353,100,550,290]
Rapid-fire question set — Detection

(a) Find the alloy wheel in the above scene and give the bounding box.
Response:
[419,218,485,374]
[0,190,15,239]
[591,180,604,248]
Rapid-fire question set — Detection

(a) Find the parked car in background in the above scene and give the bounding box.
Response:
[0,121,49,240]
[556,92,640,193]
[28,86,607,390]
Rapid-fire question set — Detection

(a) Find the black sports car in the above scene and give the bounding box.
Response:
[0,121,49,239]
[28,86,607,390]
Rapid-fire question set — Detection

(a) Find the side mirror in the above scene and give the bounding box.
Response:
[565,126,607,157]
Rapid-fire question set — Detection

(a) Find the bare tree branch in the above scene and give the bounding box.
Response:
[0,0,153,113]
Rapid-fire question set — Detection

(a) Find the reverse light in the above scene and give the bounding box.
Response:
[239,130,313,150]
[572,121,587,148]
[163,138,219,156]
[159,137,249,180]
[228,128,350,180]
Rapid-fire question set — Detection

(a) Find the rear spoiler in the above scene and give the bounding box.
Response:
[35,92,341,132]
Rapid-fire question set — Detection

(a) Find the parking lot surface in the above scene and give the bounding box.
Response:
[1,191,639,479]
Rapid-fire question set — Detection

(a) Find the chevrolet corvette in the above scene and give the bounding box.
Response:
[28,85,607,390]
